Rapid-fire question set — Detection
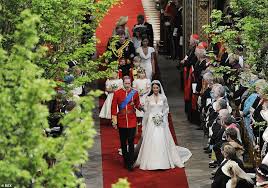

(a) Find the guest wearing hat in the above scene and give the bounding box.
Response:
[212,144,253,188]
[221,160,253,188]
[133,14,154,47]
[256,164,268,187]
[112,16,131,39]
[256,153,268,187]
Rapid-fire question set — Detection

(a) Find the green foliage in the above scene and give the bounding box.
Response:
[0,0,121,187]
[0,10,53,186]
[253,121,267,130]
[1,0,120,83]
[112,178,130,188]
[210,66,236,78]
[203,9,240,52]
[203,0,268,88]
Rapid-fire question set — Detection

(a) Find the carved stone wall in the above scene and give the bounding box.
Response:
[197,0,210,41]
[183,0,195,54]
[183,0,220,55]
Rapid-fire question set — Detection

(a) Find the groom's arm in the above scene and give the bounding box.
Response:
[111,91,118,128]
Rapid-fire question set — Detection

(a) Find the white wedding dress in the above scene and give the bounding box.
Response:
[135,93,192,170]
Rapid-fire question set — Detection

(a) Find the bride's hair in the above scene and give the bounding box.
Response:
[148,83,162,96]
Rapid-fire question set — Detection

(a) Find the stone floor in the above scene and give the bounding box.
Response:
[82,55,214,188]
[157,55,212,188]
[82,103,103,188]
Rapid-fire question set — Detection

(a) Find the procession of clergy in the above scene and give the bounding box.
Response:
[98,11,268,188]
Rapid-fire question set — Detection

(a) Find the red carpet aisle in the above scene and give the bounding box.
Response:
[96,0,189,187]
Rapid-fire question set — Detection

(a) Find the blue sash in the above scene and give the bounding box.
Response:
[119,89,137,111]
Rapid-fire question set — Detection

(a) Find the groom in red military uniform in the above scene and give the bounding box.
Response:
[111,76,142,171]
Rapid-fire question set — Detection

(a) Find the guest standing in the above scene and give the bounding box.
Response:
[136,35,156,80]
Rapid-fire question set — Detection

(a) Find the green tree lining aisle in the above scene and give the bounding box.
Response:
[0,0,124,187]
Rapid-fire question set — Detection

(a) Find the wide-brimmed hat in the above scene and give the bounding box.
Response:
[261,109,268,122]
[222,160,253,184]
[256,162,268,186]
[257,164,268,178]
[116,16,128,26]
[263,127,268,142]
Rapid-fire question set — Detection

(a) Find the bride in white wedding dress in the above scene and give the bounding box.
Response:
[135,80,192,170]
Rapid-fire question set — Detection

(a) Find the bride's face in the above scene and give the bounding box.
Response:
[152,84,160,94]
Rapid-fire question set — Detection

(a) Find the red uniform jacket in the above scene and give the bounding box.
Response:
[111,88,141,128]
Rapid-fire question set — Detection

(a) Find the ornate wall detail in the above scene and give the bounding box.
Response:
[183,0,194,54]
[199,0,209,9]
[183,0,230,55]
[197,0,209,41]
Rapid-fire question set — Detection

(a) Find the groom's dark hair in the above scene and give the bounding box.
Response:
[148,82,162,96]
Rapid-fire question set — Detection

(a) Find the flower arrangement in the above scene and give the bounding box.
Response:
[111,83,118,90]
[152,113,164,126]
[139,88,145,95]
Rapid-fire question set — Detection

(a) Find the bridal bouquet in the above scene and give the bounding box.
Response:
[152,113,164,126]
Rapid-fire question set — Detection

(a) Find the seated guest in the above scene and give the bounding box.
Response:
[242,79,267,143]
[206,100,228,160]
[225,127,244,161]
[260,107,268,158]
[212,144,251,188]
[220,160,253,188]
[212,112,243,165]
[199,71,214,130]
[227,53,242,70]
[256,153,268,187]
[210,104,229,166]
[223,116,242,143]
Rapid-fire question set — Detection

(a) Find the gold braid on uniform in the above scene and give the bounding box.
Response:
[111,40,130,59]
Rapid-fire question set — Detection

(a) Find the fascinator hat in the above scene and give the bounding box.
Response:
[256,154,268,186]
[116,16,128,26]
[222,160,253,186]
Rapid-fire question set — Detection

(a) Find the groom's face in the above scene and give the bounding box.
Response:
[123,79,131,90]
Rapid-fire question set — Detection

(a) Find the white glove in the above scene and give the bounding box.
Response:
[179,36,183,46]
[173,28,178,37]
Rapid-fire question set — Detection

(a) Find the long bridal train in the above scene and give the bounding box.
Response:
[134,81,192,170]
